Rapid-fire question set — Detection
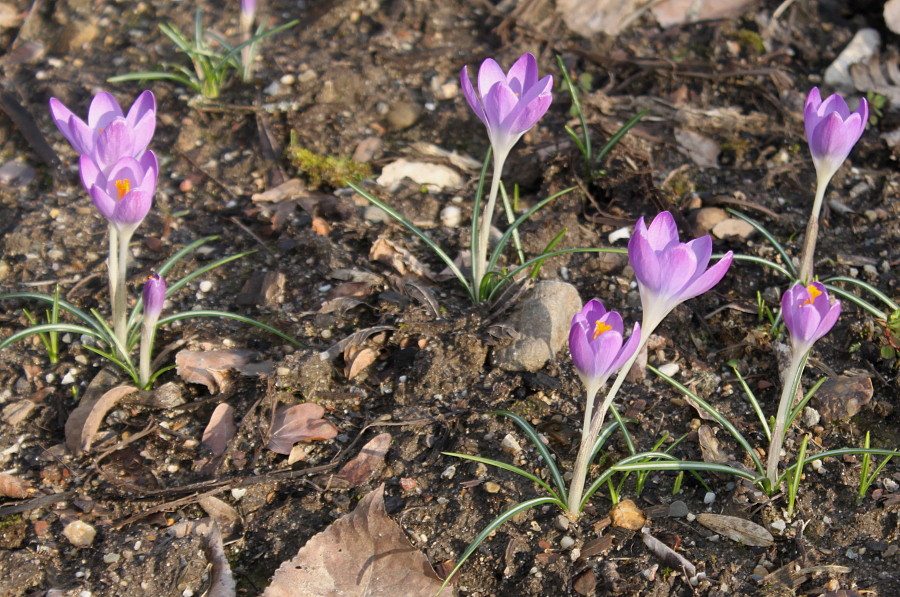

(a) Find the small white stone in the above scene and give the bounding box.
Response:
[770,519,786,532]
[501,434,522,455]
[199,280,213,293]
[45,373,56,383]
[703,491,716,504]
[61,369,77,385]
[63,520,97,547]
[658,363,680,377]
[686,512,696,522]
[441,465,456,480]
[279,74,296,86]
[231,488,247,500]
[440,205,462,227]
[560,536,575,550]
[102,552,121,564]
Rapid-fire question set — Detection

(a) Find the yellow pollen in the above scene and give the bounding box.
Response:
[114,179,131,200]
[803,284,822,305]
[593,320,612,340]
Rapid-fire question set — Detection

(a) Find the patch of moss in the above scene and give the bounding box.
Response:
[733,29,765,55]
[286,135,371,189]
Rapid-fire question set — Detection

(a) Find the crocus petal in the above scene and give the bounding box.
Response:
[78,154,102,194]
[114,189,152,225]
[460,65,488,126]
[506,80,553,136]
[49,98,80,147]
[657,244,698,299]
[95,120,135,168]
[810,112,859,164]
[600,311,624,335]
[679,251,733,301]
[484,82,521,130]
[591,328,624,373]
[138,151,159,196]
[477,58,507,98]
[67,115,95,157]
[126,90,156,154]
[815,300,841,343]
[569,319,597,377]
[818,93,852,120]
[628,229,663,291]
[644,211,679,251]
[609,322,641,372]
[104,156,143,187]
[142,273,167,320]
[89,184,117,220]
[686,235,712,272]
[505,53,538,95]
[87,91,124,130]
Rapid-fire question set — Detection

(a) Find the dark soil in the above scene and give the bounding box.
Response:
[0,0,898,596]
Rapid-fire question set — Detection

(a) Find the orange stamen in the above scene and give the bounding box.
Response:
[593,320,612,340]
[803,284,822,305]
[115,179,131,200]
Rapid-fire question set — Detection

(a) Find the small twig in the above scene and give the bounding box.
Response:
[228,215,277,259]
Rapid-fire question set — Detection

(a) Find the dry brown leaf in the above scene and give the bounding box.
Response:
[695,513,773,547]
[345,347,378,380]
[849,50,900,105]
[204,522,237,597]
[642,530,696,577]
[175,349,254,394]
[650,0,757,28]
[813,376,874,421]
[697,425,732,464]
[263,484,453,597]
[331,433,392,487]
[199,495,241,537]
[370,236,433,278]
[267,403,338,455]
[556,0,645,36]
[64,385,139,454]
[0,472,30,498]
[202,403,236,456]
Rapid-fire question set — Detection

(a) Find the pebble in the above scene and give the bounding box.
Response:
[483,481,501,494]
[560,536,575,550]
[711,218,755,240]
[199,280,213,293]
[440,205,462,227]
[686,512,696,522]
[102,553,120,564]
[500,434,522,455]
[63,520,97,547]
[364,205,391,223]
[668,500,689,518]
[376,159,463,192]
[384,101,422,131]
[802,406,821,427]
[61,369,77,385]
[657,363,680,377]
[608,226,631,243]
[609,499,646,530]
[279,74,295,86]
[824,28,881,88]
[693,207,728,235]
[703,492,716,505]
[555,515,569,531]
[770,519,786,532]
[441,465,456,480]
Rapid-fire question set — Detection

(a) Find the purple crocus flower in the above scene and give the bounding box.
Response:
[569,299,641,392]
[628,211,733,330]
[460,53,553,161]
[79,151,158,234]
[804,87,867,188]
[781,282,841,354]
[142,273,167,320]
[49,90,156,169]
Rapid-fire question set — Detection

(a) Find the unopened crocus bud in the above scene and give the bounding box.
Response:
[49,90,156,169]
[781,282,841,354]
[628,211,733,332]
[240,0,256,32]
[569,299,640,394]
[460,53,553,162]
[804,87,867,189]
[142,273,166,321]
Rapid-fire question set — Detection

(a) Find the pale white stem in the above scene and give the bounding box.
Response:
[797,181,828,284]
[766,348,808,490]
[113,229,134,353]
[139,313,159,388]
[107,225,119,322]
[473,152,508,301]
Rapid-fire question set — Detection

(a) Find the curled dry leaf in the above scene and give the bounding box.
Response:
[263,484,453,597]
[0,472,31,498]
[202,403,237,456]
[329,433,392,487]
[267,403,338,455]
[199,495,241,538]
[641,530,696,577]
[175,349,254,394]
[650,0,756,28]
[203,522,237,597]
[698,425,733,464]
[370,236,433,279]
[344,346,378,380]
[64,385,139,454]
[695,513,773,547]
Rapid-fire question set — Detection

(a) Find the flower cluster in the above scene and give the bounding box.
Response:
[50,91,158,236]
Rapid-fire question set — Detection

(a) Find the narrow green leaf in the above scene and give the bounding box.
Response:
[156,309,302,347]
[491,410,568,502]
[442,452,560,500]
[725,209,797,277]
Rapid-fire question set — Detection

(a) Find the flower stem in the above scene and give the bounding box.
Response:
[108,225,119,326]
[798,182,827,284]
[766,348,809,491]
[113,229,133,354]
[139,314,158,388]
[566,325,652,518]
[473,152,508,302]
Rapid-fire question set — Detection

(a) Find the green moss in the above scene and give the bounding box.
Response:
[733,29,766,55]
[286,135,371,189]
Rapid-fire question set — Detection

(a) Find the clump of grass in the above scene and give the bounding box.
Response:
[286,134,371,189]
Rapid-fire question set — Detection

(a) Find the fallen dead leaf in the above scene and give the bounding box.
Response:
[204,522,237,597]
[329,433,392,487]
[263,484,453,597]
[267,403,338,455]
[64,385,139,454]
[695,513,773,547]
[556,0,645,37]
[642,530,696,576]
[202,404,237,456]
[651,0,757,28]
[199,495,241,538]
[175,349,254,394]
[674,128,720,168]
[370,236,433,279]
[573,569,597,595]
[0,472,30,498]
[345,346,378,380]
[698,425,732,464]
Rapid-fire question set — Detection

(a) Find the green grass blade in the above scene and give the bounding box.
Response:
[470,149,491,297]
[787,433,809,517]
[347,181,473,300]
[725,209,797,278]
[788,376,826,428]
[0,323,104,351]
[156,309,302,347]
[609,404,636,455]
[778,447,900,488]
[556,55,591,166]
[823,276,898,312]
[728,359,770,441]
[589,418,625,464]
[580,451,677,509]
[486,248,624,302]
[498,183,526,266]
[1,292,106,337]
[649,364,765,476]
[437,496,563,595]
[216,20,299,68]
[729,254,793,279]
[822,282,888,320]
[442,452,560,500]
[529,228,567,280]
[595,108,648,164]
[490,410,568,502]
